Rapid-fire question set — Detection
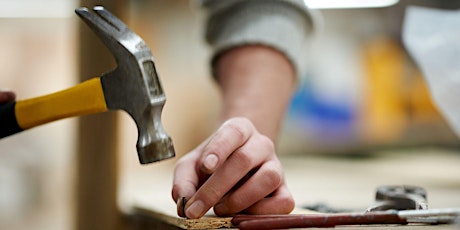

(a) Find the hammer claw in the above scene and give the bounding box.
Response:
[92,6,128,32]
[75,7,118,38]
[76,6,151,65]
[75,6,140,53]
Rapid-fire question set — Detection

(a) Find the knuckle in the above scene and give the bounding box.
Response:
[225,117,255,136]
[232,149,253,170]
[228,116,252,127]
[276,195,296,214]
[257,134,275,152]
[224,122,248,143]
[262,167,283,189]
[174,156,187,167]
[225,196,246,213]
[200,185,223,204]
[284,197,296,211]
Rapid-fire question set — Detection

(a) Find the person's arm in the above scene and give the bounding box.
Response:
[172,0,315,219]
[172,45,296,218]
[216,45,296,140]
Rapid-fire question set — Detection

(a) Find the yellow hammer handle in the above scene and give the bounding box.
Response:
[15,77,108,129]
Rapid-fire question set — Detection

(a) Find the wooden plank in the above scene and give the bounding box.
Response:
[118,161,236,229]
[133,206,233,229]
[130,205,319,229]
[128,205,460,230]
[120,148,460,229]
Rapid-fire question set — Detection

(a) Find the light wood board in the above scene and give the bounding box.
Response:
[120,148,460,229]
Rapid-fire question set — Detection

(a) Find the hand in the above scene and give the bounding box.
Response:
[172,117,294,219]
[0,90,16,104]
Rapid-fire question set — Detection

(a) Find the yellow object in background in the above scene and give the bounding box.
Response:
[360,37,408,143]
[407,70,441,124]
[359,36,444,145]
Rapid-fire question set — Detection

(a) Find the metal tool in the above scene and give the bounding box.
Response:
[0,6,174,164]
[232,185,460,229]
[366,185,428,212]
[177,197,187,218]
[232,208,460,229]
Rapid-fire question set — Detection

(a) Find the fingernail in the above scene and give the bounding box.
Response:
[203,154,218,171]
[186,200,205,219]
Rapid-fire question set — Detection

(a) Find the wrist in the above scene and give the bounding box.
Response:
[215,45,296,141]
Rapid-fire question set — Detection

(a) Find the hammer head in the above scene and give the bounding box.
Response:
[76,6,175,164]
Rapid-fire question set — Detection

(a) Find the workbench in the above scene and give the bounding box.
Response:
[119,147,460,229]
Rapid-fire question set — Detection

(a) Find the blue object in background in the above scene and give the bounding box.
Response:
[287,79,357,143]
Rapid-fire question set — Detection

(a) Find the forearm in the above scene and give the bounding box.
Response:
[202,0,314,141]
[214,45,296,142]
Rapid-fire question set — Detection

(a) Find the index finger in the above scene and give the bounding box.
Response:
[200,117,254,173]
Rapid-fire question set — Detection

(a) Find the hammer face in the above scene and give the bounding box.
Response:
[136,99,175,164]
[138,137,175,164]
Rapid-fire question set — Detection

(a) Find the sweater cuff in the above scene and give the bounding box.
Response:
[204,0,315,79]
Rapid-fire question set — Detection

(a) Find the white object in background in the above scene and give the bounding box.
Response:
[403,6,460,139]
[304,0,399,9]
[0,0,78,18]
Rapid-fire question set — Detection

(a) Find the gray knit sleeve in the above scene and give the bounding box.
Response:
[200,0,316,78]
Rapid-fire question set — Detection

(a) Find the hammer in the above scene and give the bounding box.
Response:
[0,6,175,164]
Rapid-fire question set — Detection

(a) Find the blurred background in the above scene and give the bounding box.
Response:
[0,0,459,229]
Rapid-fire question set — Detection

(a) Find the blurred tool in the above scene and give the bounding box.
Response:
[233,209,460,229]
[232,185,460,229]
[366,185,427,212]
[302,202,353,213]
[0,6,174,164]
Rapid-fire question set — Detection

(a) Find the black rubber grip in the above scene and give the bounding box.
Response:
[0,101,23,138]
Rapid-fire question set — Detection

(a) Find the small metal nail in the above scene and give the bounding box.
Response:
[177,197,187,218]
[182,197,187,218]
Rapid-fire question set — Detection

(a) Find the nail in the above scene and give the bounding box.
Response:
[177,197,187,217]
[186,200,205,219]
[203,154,218,171]
[182,197,187,215]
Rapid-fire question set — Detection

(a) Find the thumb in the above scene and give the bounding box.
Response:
[172,154,200,217]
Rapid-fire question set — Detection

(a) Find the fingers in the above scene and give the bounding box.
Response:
[213,160,284,215]
[242,183,295,215]
[172,117,291,219]
[0,90,16,104]
[200,117,254,174]
[184,133,275,219]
